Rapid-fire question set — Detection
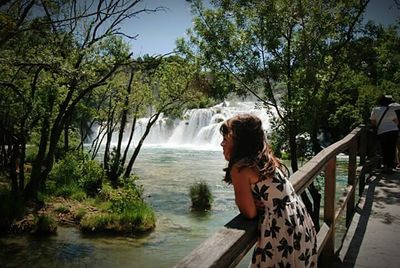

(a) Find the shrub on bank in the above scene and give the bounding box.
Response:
[80,159,104,197]
[73,207,87,221]
[33,214,57,235]
[80,179,155,234]
[80,201,155,234]
[48,152,104,198]
[6,153,155,235]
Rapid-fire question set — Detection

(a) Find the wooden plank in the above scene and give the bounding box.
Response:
[359,124,367,165]
[347,141,357,227]
[358,157,380,196]
[291,126,363,194]
[335,185,355,222]
[316,223,331,256]
[320,157,336,267]
[173,214,258,268]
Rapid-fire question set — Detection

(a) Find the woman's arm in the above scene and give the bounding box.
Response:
[231,166,258,219]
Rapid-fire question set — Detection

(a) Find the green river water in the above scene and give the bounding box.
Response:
[0,147,350,267]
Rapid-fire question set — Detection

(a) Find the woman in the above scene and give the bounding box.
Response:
[220,114,317,267]
[370,95,399,172]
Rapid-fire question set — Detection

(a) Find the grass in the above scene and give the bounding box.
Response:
[33,214,57,235]
[54,205,70,214]
[80,201,155,234]
[0,155,156,236]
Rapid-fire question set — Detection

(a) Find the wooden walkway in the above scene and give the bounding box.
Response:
[335,169,400,267]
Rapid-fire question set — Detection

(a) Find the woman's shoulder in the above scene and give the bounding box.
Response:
[231,164,259,184]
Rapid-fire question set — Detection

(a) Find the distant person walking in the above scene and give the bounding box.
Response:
[220,114,317,267]
[389,97,400,169]
[370,95,399,172]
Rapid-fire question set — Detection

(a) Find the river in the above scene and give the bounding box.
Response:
[0,146,253,267]
[0,101,350,267]
[0,146,350,268]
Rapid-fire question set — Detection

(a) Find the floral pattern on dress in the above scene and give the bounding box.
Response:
[250,170,317,268]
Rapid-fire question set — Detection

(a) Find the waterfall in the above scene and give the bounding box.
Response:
[129,101,273,150]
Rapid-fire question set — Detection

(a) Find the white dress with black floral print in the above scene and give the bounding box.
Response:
[250,170,317,268]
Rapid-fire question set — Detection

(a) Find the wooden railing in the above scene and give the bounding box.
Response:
[174,125,379,268]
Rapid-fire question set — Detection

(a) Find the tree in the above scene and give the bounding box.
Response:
[123,56,203,178]
[82,55,204,185]
[0,0,163,200]
[326,22,400,139]
[0,0,36,48]
[180,0,370,228]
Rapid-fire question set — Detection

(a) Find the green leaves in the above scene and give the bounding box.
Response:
[151,57,203,116]
[181,0,378,168]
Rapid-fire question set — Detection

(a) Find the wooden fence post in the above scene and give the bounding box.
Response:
[359,125,366,165]
[358,126,368,196]
[320,157,336,267]
[346,141,357,227]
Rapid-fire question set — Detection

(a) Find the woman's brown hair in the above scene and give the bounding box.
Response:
[220,114,281,183]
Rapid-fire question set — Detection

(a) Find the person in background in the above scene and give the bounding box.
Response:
[388,97,400,169]
[220,114,317,268]
[370,95,399,173]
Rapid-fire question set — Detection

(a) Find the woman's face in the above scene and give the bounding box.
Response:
[221,134,234,161]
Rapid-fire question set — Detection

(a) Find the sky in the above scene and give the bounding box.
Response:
[121,0,400,57]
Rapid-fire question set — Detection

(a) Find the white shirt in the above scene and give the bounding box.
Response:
[370,106,398,135]
[389,102,400,117]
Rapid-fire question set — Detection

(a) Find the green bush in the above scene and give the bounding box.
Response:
[80,158,104,197]
[109,189,141,214]
[48,152,104,197]
[71,190,87,201]
[73,208,87,221]
[50,152,81,186]
[34,214,57,235]
[97,183,114,201]
[80,178,155,234]
[189,181,213,211]
[119,202,155,232]
[108,177,143,214]
[54,184,81,198]
[80,213,114,232]
[80,203,155,234]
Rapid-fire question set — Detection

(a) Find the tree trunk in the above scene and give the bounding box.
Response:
[288,122,298,172]
[18,139,26,192]
[24,115,50,200]
[103,106,115,172]
[124,112,161,178]
[64,117,69,154]
[288,119,320,229]
[91,122,107,160]
[121,110,138,166]
[10,142,19,196]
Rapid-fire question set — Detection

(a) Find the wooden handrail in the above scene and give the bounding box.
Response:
[174,124,379,268]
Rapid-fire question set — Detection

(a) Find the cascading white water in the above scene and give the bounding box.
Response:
[131,101,273,150]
